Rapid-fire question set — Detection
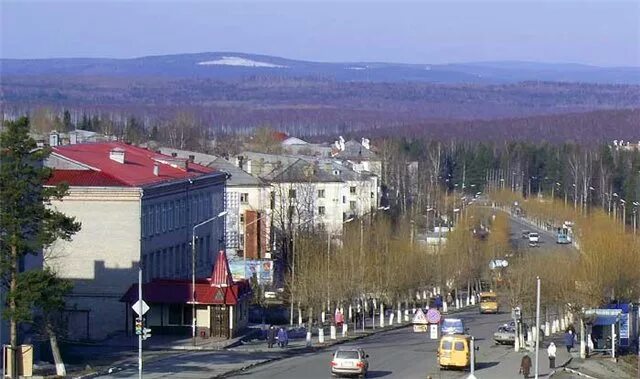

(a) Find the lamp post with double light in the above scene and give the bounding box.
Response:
[191,210,227,346]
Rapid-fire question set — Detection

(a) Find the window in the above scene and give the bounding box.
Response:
[240,214,245,225]
[342,196,346,204]
[343,213,347,222]
[183,306,193,326]
[371,192,375,198]
[454,341,466,351]
[161,203,167,232]
[318,206,326,215]
[350,186,357,195]
[288,206,295,219]
[441,340,453,351]
[350,201,357,211]
[168,304,182,325]
[168,202,174,231]
[155,205,160,234]
[317,189,325,198]
[289,189,296,199]
[240,193,249,204]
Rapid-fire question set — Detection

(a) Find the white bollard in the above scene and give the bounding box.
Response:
[298,308,303,328]
[397,303,401,324]
[306,331,312,347]
[321,311,326,324]
[443,301,448,313]
[342,323,347,337]
[544,321,550,337]
[412,307,416,315]
[330,325,337,340]
[404,309,409,322]
[380,304,385,328]
[466,296,470,306]
[318,328,325,343]
[389,313,394,326]
[348,305,353,321]
[471,295,476,305]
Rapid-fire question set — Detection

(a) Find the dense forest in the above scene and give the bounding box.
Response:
[2,75,639,141]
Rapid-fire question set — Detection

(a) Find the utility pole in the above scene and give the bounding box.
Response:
[138,267,143,379]
[535,276,541,379]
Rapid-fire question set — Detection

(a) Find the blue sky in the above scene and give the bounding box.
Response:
[1,0,639,66]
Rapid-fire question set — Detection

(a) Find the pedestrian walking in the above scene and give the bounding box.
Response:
[564,330,574,353]
[434,294,443,311]
[547,342,557,369]
[519,354,532,378]
[277,327,288,348]
[267,325,276,348]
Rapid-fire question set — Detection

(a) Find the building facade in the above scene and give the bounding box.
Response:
[45,142,227,340]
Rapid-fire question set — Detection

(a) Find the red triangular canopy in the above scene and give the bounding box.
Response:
[208,250,234,287]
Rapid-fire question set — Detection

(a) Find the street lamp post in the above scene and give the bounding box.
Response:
[620,199,626,232]
[191,210,227,346]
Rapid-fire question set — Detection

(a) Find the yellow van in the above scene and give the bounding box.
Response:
[479,291,498,314]
[437,334,475,370]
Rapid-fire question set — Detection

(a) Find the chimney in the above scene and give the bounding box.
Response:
[49,131,59,147]
[109,147,126,164]
[246,159,252,174]
[188,155,195,163]
[361,138,370,150]
[70,132,78,145]
[171,152,178,157]
[153,162,160,176]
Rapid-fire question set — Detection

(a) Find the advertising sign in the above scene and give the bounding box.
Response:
[228,259,273,285]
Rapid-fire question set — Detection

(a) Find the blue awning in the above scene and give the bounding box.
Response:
[592,315,619,326]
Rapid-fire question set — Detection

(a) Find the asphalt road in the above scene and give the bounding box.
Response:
[227,308,517,379]
[508,213,575,254]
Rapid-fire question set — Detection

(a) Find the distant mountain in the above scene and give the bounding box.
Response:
[2,52,639,84]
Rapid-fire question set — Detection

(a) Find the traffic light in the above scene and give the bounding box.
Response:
[142,328,152,340]
[135,317,143,335]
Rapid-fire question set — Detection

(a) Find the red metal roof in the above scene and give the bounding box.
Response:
[120,251,251,305]
[49,142,215,187]
[47,170,128,187]
[121,277,251,305]
[208,250,234,287]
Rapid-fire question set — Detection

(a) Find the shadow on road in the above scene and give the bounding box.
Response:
[366,370,393,378]
[476,361,500,370]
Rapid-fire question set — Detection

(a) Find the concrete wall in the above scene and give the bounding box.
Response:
[47,187,142,340]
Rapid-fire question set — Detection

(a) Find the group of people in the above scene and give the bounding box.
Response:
[266,325,289,348]
[519,328,577,378]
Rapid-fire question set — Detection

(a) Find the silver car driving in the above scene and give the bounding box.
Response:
[330,348,369,378]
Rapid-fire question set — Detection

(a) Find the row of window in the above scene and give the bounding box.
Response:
[289,187,361,200]
[142,235,212,282]
[142,192,217,238]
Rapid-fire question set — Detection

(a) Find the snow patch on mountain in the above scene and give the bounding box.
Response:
[197,56,287,68]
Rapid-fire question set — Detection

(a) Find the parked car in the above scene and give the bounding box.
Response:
[522,230,531,239]
[441,318,465,335]
[330,348,369,378]
[528,232,540,243]
[437,334,477,370]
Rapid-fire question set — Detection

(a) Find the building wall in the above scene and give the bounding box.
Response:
[141,176,226,282]
[47,187,142,340]
[225,185,269,257]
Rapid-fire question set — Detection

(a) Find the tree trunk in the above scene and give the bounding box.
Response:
[10,244,18,379]
[48,324,66,376]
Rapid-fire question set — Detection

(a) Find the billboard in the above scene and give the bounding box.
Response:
[229,259,273,285]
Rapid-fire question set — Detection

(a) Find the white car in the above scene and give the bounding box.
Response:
[330,348,369,378]
[528,232,539,243]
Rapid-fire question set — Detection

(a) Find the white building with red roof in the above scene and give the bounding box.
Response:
[45,142,229,340]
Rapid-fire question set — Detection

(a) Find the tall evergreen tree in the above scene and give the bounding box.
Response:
[0,117,81,377]
[62,110,73,132]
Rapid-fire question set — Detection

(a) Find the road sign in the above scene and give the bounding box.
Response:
[489,259,509,270]
[429,324,439,339]
[412,308,428,325]
[132,300,149,316]
[426,309,441,324]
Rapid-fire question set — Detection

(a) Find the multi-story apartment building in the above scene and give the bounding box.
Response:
[158,148,272,262]
[45,142,227,340]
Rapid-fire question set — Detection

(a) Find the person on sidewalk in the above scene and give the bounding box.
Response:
[564,330,575,353]
[519,353,532,378]
[277,327,288,348]
[547,342,557,369]
[267,325,276,348]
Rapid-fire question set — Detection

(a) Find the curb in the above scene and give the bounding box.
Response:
[552,367,599,379]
